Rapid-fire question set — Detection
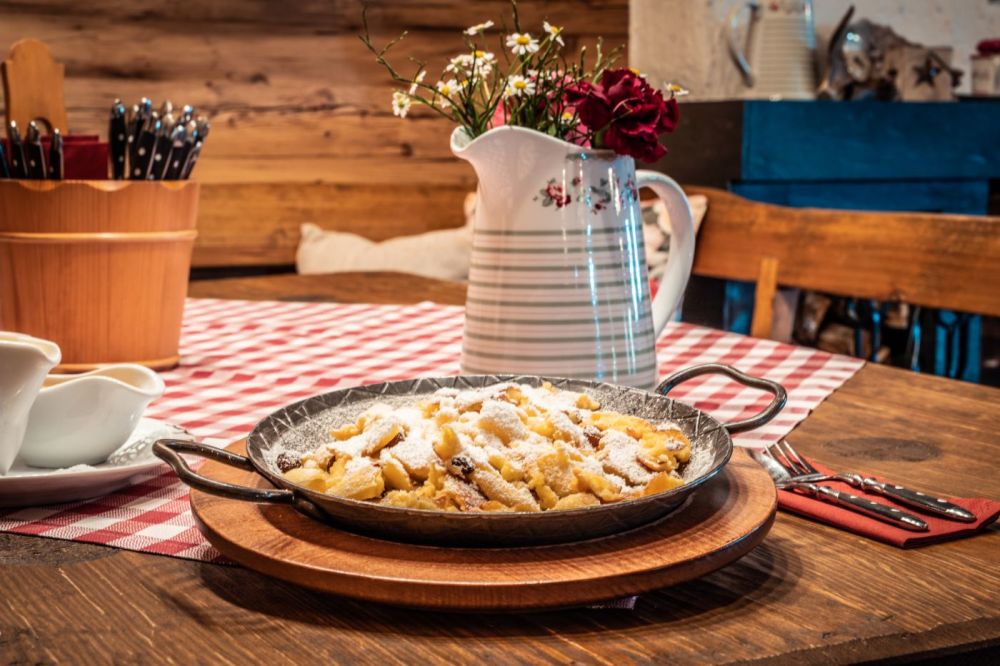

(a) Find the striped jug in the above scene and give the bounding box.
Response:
[452,126,695,389]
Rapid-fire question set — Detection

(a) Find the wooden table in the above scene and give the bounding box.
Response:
[3,273,998,664]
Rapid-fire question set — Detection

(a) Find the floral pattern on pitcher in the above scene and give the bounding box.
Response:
[534,174,638,214]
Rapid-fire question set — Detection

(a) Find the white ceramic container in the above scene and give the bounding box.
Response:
[452,126,695,389]
[0,332,61,474]
[19,364,165,468]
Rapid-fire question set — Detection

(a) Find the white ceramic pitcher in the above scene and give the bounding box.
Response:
[452,126,695,389]
[0,332,61,474]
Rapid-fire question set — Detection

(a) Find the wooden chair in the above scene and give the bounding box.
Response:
[686,186,1000,339]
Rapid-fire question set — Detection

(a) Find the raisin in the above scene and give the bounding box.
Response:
[275,452,301,473]
[451,455,475,476]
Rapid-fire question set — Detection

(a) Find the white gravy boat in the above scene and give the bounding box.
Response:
[19,364,166,468]
[0,333,62,474]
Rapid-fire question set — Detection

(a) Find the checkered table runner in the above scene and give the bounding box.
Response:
[1,298,863,561]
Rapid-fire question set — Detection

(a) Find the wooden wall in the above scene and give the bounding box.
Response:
[0,1,628,268]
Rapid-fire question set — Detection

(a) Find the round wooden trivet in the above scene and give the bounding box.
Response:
[191,442,776,610]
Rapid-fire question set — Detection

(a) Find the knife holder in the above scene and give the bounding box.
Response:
[0,179,198,371]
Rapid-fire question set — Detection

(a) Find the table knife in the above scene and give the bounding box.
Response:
[180,139,203,179]
[166,119,197,180]
[109,99,128,179]
[24,121,47,179]
[48,129,64,180]
[149,113,174,179]
[842,474,976,523]
[162,122,188,180]
[127,99,150,173]
[8,121,27,178]
[749,448,929,531]
[131,114,160,180]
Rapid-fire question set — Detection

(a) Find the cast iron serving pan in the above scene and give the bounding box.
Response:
[155,364,786,546]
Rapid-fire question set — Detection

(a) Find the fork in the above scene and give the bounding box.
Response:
[749,448,928,531]
[769,441,975,523]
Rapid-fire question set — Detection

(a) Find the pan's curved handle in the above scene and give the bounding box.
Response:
[153,439,294,504]
[654,363,787,434]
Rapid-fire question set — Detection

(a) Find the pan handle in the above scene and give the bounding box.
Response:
[153,439,294,504]
[654,363,787,435]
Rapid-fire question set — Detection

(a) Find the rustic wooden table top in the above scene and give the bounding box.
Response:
[3,273,998,664]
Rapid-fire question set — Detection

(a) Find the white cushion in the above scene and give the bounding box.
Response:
[296,194,475,280]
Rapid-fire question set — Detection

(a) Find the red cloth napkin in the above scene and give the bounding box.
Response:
[777,460,1000,548]
[2,136,108,179]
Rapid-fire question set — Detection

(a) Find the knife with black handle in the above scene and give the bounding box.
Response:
[24,121,47,179]
[109,99,128,179]
[180,117,209,179]
[131,114,161,180]
[48,128,64,180]
[180,139,203,179]
[162,122,188,180]
[165,119,197,180]
[8,121,27,178]
[127,99,150,175]
[149,113,174,179]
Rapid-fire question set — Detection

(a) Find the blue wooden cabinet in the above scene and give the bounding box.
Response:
[660,100,1000,382]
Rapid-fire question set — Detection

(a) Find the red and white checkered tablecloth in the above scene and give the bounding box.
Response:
[1,297,863,562]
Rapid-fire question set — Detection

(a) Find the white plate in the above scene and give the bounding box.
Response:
[0,418,191,508]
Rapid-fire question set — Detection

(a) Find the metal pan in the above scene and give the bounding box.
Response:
[155,363,785,547]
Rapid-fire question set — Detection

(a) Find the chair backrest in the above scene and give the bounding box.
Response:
[686,186,1000,338]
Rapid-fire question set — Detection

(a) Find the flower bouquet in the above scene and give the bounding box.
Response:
[361,1,686,162]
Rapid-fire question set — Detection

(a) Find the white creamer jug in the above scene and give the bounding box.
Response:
[0,332,61,474]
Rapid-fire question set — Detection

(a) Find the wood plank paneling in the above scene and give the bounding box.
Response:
[195,183,469,267]
[0,1,628,267]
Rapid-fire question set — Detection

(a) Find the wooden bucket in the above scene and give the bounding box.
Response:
[0,180,199,371]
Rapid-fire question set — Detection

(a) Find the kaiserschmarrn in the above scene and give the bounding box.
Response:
[279,382,691,512]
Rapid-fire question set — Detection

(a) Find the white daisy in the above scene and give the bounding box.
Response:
[543,21,564,46]
[504,74,536,98]
[664,82,690,98]
[436,78,459,107]
[464,20,494,36]
[446,53,473,73]
[391,91,411,118]
[470,49,496,76]
[408,70,426,96]
[506,32,540,56]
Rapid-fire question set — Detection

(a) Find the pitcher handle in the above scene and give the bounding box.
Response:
[726,1,757,87]
[635,170,695,336]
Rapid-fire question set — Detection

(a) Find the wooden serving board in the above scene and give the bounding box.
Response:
[191,442,777,610]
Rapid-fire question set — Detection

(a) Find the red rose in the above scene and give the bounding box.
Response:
[565,68,680,162]
[978,39,1000,56]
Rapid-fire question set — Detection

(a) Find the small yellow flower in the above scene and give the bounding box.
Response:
[391,91,411,118]
[504,74,536,98]
[543,21,564,46]
[506,32,540,56]
[664,82,690,98]
[436,78,459,108]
